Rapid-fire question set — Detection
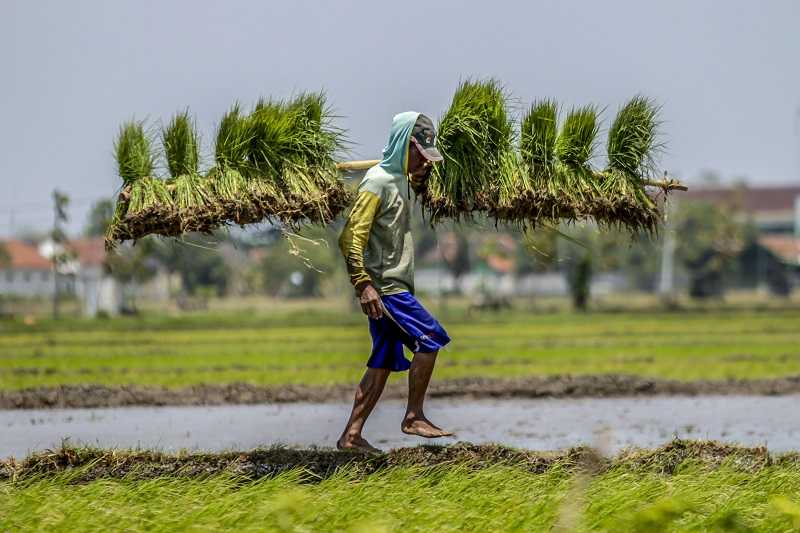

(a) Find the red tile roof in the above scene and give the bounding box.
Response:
[0,240,51,270]
[68,237,106,267]
[685,185,800,213]
[759,235,800,265]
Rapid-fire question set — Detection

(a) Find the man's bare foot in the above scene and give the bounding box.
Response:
[401,416,454,438]
[336,435,382,454]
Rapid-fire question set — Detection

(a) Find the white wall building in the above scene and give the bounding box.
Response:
[1,238,121,316]
[0,240,54,298]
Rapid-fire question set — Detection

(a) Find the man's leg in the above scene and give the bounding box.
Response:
[401,351,453,438]
[338,367,391,451]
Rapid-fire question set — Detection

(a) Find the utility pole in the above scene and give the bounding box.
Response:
[51,190,69,319]
[795,107,800,183]
[658,188,677,301]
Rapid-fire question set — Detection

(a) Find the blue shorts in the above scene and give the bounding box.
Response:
[367,292,451,372]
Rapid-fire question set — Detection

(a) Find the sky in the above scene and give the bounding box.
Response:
[2,0,799,236]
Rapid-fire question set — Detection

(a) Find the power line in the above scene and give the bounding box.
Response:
[0,195,105,211]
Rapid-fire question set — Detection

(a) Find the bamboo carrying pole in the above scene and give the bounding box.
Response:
[336,159,688,192]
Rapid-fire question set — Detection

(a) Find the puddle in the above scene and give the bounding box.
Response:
[3,395,799,459]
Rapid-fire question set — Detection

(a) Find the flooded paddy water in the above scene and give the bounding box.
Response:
[3,395,799,459]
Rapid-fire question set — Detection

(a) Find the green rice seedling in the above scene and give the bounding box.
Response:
[114,120,155,185]
[108,121,156,243]
[171,173,210,211]
[493,150,533,222]
[163,110,201,178]
[286,92,344,173]
[283,93,344,200]
[247,97,291,177]
[106,175,175,244]
[214,103,252,172]
[600,96,663,233]
[106,120,179,243]
[244,98,303,222]
[126,177,174,215]
[281,95,330,201]
[607,96,661,177]
[512,100,561,223]
[209,104,260,224]
[520,99,558,178]
[210,167,248,204]
[162,110,218,233]
[555,106,598,168]
[552,105,601,218]
[247,92,345,223]
[246,98,299,200]
[428,79,514,220]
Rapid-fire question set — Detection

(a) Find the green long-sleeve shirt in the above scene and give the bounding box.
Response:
[338,164,415,295]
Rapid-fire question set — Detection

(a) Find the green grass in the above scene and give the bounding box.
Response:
[2,460,799,531]
[0,308,799,390]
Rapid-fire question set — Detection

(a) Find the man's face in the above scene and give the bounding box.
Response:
[407,139,434,181]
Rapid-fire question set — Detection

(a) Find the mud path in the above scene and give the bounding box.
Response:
[4,440,798,483]
[3,374,800,409]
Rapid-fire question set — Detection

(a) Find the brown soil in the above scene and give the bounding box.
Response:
[2,440,797,483]
[3,374,800,410]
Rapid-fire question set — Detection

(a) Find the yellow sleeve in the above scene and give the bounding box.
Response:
[338,190,381,291]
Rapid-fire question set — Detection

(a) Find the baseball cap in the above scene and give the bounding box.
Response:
[411,114,443,162]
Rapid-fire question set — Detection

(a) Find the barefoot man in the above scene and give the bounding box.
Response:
[337,112,453,452]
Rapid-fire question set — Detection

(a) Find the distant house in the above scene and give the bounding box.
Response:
[759,234,800,267]
[68,238,122,316]
[684,185,800,234]
[0,240,53,297]
[0,237,121,315]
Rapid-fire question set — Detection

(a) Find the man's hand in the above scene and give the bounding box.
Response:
[358,284,383,319]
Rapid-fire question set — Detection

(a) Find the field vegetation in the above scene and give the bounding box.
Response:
[1,307,798,391]
[2,441,800,531]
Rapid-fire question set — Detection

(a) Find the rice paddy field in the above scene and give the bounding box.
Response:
[3,304,800,531]
[1,305,799,391]
[2,442,800,531]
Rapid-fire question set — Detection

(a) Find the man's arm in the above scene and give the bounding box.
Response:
[338,190,383,319]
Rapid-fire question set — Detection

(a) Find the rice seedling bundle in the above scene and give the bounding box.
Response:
[424,79,514,220]
[550,105,601,217]
[210,103,275,225]
[599,96,662,233]
[106,121,177,243]
[511,102,604,224]
[512,100,559,222]
[106,93,349,249]
[247,93,345,223]
[105,83,681,249]
[162,111,220,234]
[420,83,675,233]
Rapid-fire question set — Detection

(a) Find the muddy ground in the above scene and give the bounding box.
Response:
[2,440,798,483]
[3,374,800,409]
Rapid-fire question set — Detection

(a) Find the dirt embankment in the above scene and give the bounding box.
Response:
[2,374,800,410]
[2,440,798,483]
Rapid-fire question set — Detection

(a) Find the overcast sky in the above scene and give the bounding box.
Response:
[2,0,799,235]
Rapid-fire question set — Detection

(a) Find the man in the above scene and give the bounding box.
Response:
[337,111,452,452]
